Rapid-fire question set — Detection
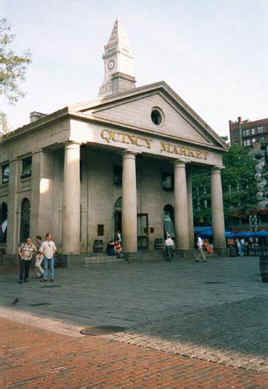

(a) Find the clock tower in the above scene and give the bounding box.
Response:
[99,19,136,97]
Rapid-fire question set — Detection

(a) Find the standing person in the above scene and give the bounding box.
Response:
[164,233,174,262]
[240,238,245,256]
[114,237,122,257]
[195,235,207,262]
[236,239,242,256]
[116,231,122,244]
[34,235,44,279]
[244,239,249,256]
[40,233,57,282]
[114,231,122,257]
[18,237,37,283]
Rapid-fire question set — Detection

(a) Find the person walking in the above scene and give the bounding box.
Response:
[240,238,245,256]
[34,235,44,279]
[18,237,37,283]
[164,233,174,261]
[40,233,57,282]
[236,239,242,256]
[195,235,207,262]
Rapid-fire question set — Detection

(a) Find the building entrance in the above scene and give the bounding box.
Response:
[163,204,175,239]
[114,197,122,239]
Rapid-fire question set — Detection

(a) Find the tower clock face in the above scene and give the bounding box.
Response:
[108,59,115,70]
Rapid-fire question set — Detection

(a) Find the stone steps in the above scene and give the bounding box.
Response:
[84,255,125,265]
[83,251,165,265]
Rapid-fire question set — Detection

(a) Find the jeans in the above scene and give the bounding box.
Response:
[19,259,31,281]
[165,246,173,261]
[43,257,54,280]
[196,247,207,261]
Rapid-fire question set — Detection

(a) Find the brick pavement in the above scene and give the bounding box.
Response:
[1,256,268,387]
[1,317,268,389]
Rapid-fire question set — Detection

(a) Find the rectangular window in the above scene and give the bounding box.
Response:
[246,129,250,136]
[251,128,255,135]
[97,224,104,236]
[21,156,32,179]
[258,126,264,134]
[2,163,9,184]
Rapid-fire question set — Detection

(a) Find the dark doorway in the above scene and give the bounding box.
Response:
[114,197,122,239]
[137,213,149,249]
[20,198,30,243]
[114,211,122,238]
[0,202,8,242]
[163,204,175,239]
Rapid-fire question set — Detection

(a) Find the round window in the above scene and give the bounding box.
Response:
[151,109,162,125]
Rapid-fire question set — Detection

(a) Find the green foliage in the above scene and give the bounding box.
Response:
[222,144,257,214]
[0,18,31,104]
[192,144,257,223]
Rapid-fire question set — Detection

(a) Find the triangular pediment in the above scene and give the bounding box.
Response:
[71,82,227,150]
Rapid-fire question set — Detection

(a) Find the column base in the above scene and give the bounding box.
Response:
[214,248,228,256]
[58,254,84,268]
[124,252,138,263]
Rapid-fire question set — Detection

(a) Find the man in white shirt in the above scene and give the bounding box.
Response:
[164,233,174,261]
[40,233,57,282]
[196,235,207,262]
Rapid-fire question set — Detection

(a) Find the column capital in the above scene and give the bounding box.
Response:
[211,165,224,173]
[122,150,137,160]
[65,141,81,149]
[174,159,186,168]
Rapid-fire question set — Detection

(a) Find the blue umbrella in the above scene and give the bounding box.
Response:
[255,230,268,237]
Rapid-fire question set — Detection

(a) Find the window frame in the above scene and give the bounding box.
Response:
[21,156,32,179]
[1,163,9,184]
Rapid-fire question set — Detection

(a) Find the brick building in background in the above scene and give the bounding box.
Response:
[228,116,268,231]
[229,116,268,147]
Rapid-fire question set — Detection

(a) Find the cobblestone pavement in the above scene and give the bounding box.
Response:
[1,255,268,387]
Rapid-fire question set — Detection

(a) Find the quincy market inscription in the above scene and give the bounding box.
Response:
[100,129,208,161]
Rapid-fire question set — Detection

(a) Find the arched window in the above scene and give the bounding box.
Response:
[0,202,8,242]
[20,198,30,243]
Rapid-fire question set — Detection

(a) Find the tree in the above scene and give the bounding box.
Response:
[222,144,257,216]
[192,144,257,226]
[0,18,31,105]
[0,112,8,134]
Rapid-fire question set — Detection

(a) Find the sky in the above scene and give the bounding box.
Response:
[1,0,268,137]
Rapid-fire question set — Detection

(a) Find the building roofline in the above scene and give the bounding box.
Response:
[69,110,227,153]
[0,107,69,143]
[71,81,227,150]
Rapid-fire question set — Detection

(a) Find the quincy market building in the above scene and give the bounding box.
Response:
[0,20,227,263]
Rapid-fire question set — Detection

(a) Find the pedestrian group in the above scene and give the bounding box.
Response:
[18,232,56,284]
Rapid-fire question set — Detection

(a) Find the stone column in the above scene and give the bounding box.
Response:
[62,142,81,254]
[7,159,19,254]
[211,166,226,252]
[122,151,137,255]
[31,150,54,238]
[187,167,194,248]
[174,160,189,251]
